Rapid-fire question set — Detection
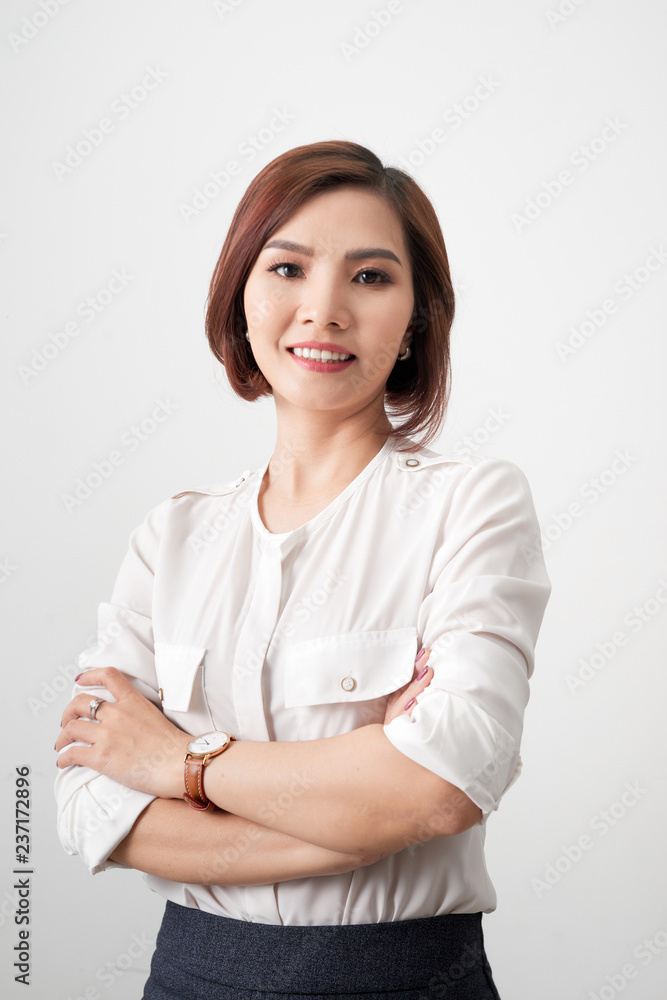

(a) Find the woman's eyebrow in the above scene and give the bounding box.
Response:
[263,239,403,266]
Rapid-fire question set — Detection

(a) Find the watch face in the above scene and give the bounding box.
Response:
[187,731,230,754]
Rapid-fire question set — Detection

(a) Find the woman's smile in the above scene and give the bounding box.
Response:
[287,345,356,372]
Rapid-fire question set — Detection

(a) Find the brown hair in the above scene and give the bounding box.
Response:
[205,140,454,452]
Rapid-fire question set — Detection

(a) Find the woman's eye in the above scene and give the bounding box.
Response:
[267,262,301,278]
[356,269,391,285]
[266,263,391,284]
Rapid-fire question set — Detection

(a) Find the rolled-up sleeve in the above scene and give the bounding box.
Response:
[382,457,552,824]
[54,499,170,874]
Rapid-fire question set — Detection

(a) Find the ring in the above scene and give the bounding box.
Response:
[89,698,103,721]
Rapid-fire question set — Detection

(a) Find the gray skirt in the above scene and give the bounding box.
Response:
[142,900,503,1000]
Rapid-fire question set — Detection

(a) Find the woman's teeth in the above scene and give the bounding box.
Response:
[290,347,353,362]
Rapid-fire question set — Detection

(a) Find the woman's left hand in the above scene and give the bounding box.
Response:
[55,667,191,800]
[383,648,433,726]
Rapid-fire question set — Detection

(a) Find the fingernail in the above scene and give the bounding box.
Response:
[415,648,426,665]
[417,665,428,681]
[74,673,81,681]
[404,697,416,711]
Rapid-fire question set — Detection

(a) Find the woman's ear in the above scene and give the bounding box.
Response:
[399,327,413,356]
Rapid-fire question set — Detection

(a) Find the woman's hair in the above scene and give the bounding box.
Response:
[205,140,454,451]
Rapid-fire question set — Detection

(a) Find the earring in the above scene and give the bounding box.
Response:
[397,342,412,361]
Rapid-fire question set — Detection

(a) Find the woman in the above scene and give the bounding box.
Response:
[54,140,551,999]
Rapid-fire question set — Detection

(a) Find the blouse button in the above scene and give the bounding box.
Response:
[406,458,420,467]
[340,676,356,692]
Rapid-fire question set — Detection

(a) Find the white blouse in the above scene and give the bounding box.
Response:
[54,432,551,924]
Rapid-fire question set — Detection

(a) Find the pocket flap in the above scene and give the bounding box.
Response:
[284,627,418,708]
[154,642,206,712]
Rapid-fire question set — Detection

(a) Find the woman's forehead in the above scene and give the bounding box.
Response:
[263,188,408,258]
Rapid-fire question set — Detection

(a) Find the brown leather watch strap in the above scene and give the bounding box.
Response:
[183,760,213,810]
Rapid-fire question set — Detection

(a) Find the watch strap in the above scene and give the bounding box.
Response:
[183,760,213,811]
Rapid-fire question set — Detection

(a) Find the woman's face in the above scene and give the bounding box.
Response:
[242,185,415,425]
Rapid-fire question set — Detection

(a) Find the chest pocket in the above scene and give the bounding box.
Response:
[154,642,213,731]
[284,627,419,740]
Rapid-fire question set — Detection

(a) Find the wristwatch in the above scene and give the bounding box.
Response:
[183,731,236,811]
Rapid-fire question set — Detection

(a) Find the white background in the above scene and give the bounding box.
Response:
[2,1,666,997]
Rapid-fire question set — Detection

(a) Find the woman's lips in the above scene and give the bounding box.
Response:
[288,342,355,355]
[287,349,356,373]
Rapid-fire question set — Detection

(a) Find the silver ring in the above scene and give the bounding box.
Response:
[89,698,103,721]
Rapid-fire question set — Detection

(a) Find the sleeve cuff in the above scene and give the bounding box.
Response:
[57,769,157,875]
[382,690,520,824]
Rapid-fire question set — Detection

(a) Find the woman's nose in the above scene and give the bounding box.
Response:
[296,274,350,329]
